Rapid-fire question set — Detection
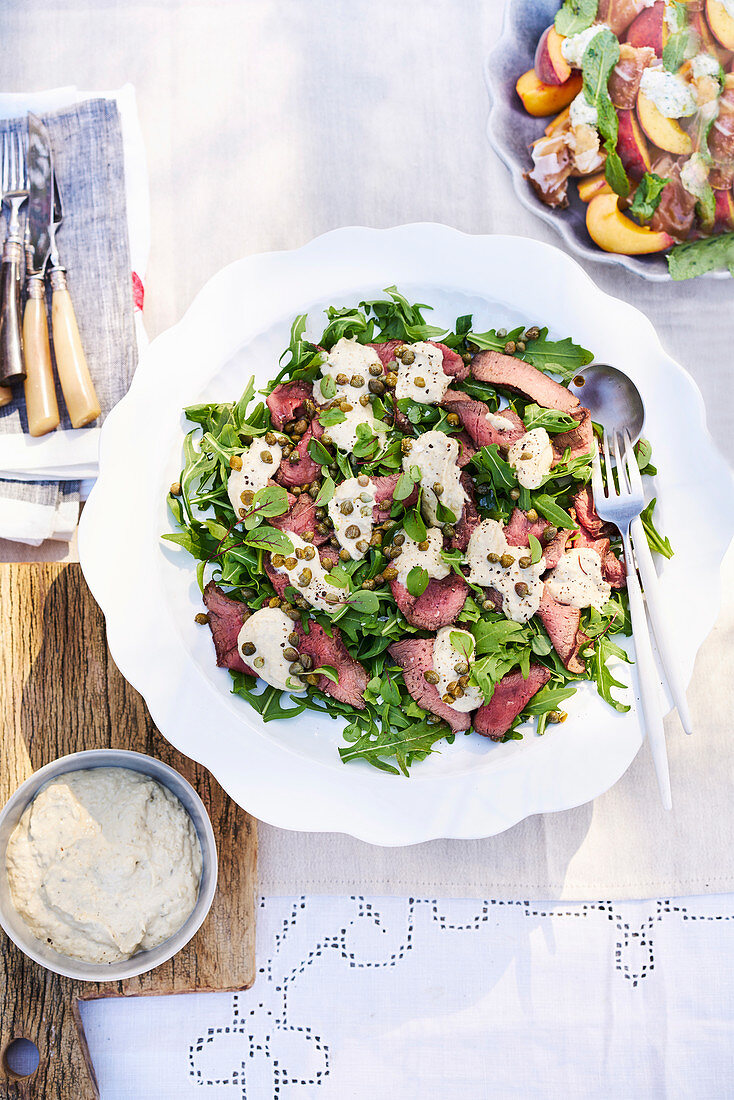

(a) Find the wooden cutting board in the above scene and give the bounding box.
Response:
[0,563,257,1100]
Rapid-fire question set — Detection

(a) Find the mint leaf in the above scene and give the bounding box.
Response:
[667,232,734,280]
[662,27,698,73]
[555,0,597,36]
[406,565,430,597]
[629,172,668,224]
[581,28,630,198]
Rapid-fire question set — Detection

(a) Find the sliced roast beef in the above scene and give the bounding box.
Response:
[269,494,328,544]
[455,430,477,467]
[264,559,289,599]
[650,156,697,242]
[572,528,627,588]
[553,407,594,461]
[471,350,580,414]
[369,339,403,368]
[572,486,615,538]
[296,620,367,709]
[538,586,589,674]
[275,420,323,488]
[609,44,655,110]
[543,528,574,571]
[525,133,572,208]
[442,387,526,450]
[473,664,551,741]
[266,380,314,430]
[451,473,481,551]
[371,472,418,517]
[319,545,340,569]
[388,638,472,732]
[505,507,551,547]
[390,573,469,630]
[202,582,254,675]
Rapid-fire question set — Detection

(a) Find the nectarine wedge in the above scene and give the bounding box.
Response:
[516,69,583,117]
[637,91,693,154]
[705,0,734,49]
[586,192,674,253]
[617,109,653,181]
[578,172,615,202]
[534,26,572,85]
[625,1,666,52]
[714,186,734,229]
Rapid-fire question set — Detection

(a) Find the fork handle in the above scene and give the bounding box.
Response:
[49,267,101,428]
[0,239,26,385]
[630,515,693,735]
[622,527,672,810]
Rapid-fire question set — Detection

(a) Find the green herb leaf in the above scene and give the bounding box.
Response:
[308,438,333,465]
[581,28,630,198]
[311,664,339,683]
[319,407,347,428]
[521,329,594,379]
[592,634,631,712]
[394,470,417,500]
[640,497,674,559]
[245,526,294,555]
[252,485,289,518]
[523,683,577,715]
[315,475,336,507]
[406,565,430,597]
[662,26,698,72]
[532,493,577,529]
[320,374,337,400]
[449,630,475,661]
[403,508,427,543]
[604,149,630,199]
[472,443,517,491]
[667,232,734,280]
[522,403,580,433]
[555,0,597,36]
[435,499,457,524]
[345,589,380,615]
[528,532,543,565]
[629,172,668,224]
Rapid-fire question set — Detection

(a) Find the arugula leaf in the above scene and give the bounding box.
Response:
[591,635,631,712]
[406,565,430,597]
[245,526,294,555]
[403,508,427,543]
[522,403,579,433]
[531,493,576,529]
[311,664,339,683]
[629,172,668,224]
[523,683,577,716]
[521,328,594,379]
[641,497,674,559]
[581,28,630,198]
[230,673,308,720]
[472,443,517,491]
[555,0,597,36]
[667,232,734,280]
[362,285,446,344]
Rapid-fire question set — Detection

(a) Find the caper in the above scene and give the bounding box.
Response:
[345,524,360,539]
[268,596,282,608]
[241,641,256,656]
[487,552,500,563]
[286,608,301,620]
[315,506,327,519]
[240,489,255,506]
[504,341,516,355]
[500,553,515,568]
[355,539,369,553]
[170,481,182,496]
[524,325,540,342]
[458,674,470,688]
[282,444,293,458]
[368,379,385,396]
[369,531,383,547]
[426,714,442,726]
[300,654,313,671]
[265,431,276,445]
[298,568,313,585]
[304,398,316,416]
[369,362,383,376]
[362,577,376,590]
[509,488,520,501]
[325,593,340,605]
[446,412,460,427]
[418,540,430,552]
[340,400,354,413]
[548,710,567,724]
[389,546,403,559]
[336,372,348,385]
[394,534,405,546]
[432,483,444,496]
[303,546,316,560]
[229,454,243,471]
[359,394,370,406]
[272,553,286,567]
[260,450,274,464]
[442,693,454,704]
[284,556,297,569]
[526,508,538,523]
[496,328,507,339]
[382,566,398,580]
[516,341,526,352]
[400,438,412,454]
[303,531,314,542]
[296,596,310,609]
[288,632,300,645]
[308,484,320,498]
[385,372,398,389]
[195,612,209,625]
[321,432,333,446]
[424,670,440,685]
[482,598,497,611]
[316,522,329,535]
[350,374,364,388]
[443,525,456,538]
[514,581,530,597]
[292,486,302,495]
[453,661,469,675]
[296,547,306,560]
[284,420,295,433]
[289,660,305,675]
[306,673,319,685]
[288,452,300,464]
[294,418,309,434]
[414,375,425,387]
[543,526,558,542]
[254,656,265,669]
[283,646,299,662]
[453,684,465,698]
[401,348,415,365]
[519,556,532,569]
[339,548,351,562]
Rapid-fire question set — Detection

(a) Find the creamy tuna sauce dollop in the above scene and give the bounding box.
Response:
[238,606,304,691]
[5,768,202,965]
[404,430,466,526]
[466,519,546,623]
[546,548,611,611]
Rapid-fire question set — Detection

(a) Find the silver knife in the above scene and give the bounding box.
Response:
[23,113,59,436]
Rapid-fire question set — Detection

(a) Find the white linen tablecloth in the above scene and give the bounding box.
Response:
[3,0,733,1095]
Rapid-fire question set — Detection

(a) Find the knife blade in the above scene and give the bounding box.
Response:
[46,149,101,429]
[22,114,59,436]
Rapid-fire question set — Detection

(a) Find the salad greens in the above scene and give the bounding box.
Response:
[165,290,669,775]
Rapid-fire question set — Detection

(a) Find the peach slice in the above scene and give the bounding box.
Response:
[714,187,734,229]
[578,172,615,201]
[617,108,653,180]
[586,192,674,253]
[636,90,693,154]
[516,69,583,117]
[544,105,571,136]
[625,1,666,52]
[706,0,734,48]
[534,26,572,86]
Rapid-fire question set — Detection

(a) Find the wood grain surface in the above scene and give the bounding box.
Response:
[0,563,258,1100]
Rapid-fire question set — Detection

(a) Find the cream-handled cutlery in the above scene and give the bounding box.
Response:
[23,114,59,436]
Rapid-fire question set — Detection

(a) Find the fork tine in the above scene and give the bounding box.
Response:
[591,440,605,502]
[624,430,644,496]
[9,129,18,190]
[602,430,616,497]
[1,135,8,195]
[15,129,25,187]
[612,430,630,493]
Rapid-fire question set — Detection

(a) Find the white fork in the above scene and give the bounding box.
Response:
[591,428,672,810]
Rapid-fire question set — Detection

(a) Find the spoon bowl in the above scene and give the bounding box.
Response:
[568,364,645,442]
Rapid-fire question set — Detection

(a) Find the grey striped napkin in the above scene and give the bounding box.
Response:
[0,98,137,544]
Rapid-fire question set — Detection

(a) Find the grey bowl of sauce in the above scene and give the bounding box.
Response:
[0,749,218,981]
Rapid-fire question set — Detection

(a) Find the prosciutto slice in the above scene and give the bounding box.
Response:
[598,0,655,34]
[388,638,472,732]
[390,573,469,630]
[609,44,655,110]
[709,83,734,168]
[525,133,572,208]
[650,156,697,242]
[296,621,368,709]
[441,387,525,450]
[266,380,313,430]
[202,582,255,676]
[538,586,589,674]
[471,350,580,414]
[473,664,551,741]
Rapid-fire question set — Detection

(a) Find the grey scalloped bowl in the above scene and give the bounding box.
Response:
[485,0,729,281]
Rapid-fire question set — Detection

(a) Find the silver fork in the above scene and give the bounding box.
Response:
[592,428,672,810]
[0,128,28,385]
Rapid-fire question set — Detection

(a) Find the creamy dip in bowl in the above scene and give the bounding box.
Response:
[0,750,218,981]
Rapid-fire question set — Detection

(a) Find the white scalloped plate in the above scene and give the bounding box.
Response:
[79,225,733,844]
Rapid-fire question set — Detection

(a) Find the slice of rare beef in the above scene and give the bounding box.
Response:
[202,582,254,675]
[473,664,551,741]
[388,638,472,732]
[471,350,580,414]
